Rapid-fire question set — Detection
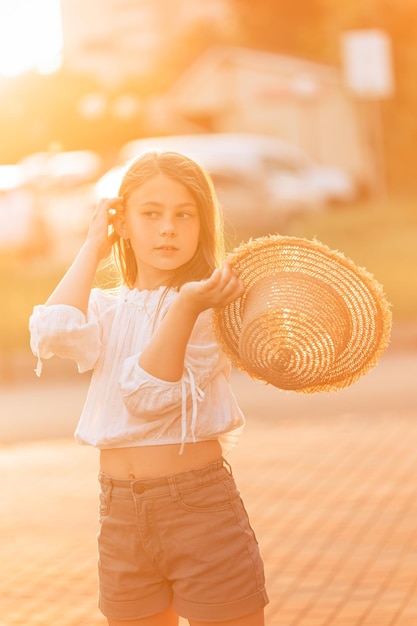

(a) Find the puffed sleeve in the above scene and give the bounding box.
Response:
[118,309,224,451]
[29,292,103,375]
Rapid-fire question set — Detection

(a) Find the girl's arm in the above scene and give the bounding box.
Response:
[45,198,122,314]
[139,261,244,382]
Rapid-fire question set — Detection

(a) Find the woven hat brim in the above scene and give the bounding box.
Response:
[213,235,392,393]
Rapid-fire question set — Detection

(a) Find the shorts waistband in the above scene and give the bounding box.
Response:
[98,457,232,493]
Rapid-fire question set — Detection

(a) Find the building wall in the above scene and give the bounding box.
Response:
[162,47,372,183]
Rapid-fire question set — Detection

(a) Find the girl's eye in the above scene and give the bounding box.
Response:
[143,211,159,218]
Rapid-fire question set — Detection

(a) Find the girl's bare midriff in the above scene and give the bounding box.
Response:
[100,440,222,479]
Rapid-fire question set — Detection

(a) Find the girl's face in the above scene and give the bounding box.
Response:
[117,173,201,290]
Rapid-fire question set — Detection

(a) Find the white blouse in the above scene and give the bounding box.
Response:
[29,286,245,453]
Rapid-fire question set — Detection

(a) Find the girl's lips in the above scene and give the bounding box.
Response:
[155,246,179,254]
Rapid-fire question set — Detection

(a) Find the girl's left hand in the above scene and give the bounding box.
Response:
[179,260,245,314]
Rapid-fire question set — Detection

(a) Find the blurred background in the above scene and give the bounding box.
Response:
[1,0,417,380]
[2,8,417,625]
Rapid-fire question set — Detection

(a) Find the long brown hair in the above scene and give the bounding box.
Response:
[113,150,225,289]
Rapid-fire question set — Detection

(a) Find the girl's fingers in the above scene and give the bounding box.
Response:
[219,261,242,292]
[106,197,124,211]
[91,198,124,234]
[95,197,123,216]
[214,260,230,285]
[210,262,242,289]
[199,262,244,306]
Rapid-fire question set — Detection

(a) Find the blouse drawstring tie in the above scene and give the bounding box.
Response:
[35,355,43,377]
[179,366,205,454]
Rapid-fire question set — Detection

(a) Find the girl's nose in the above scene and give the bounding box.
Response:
[160,221,176,235]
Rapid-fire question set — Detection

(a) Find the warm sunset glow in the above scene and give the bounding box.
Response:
[0,0,63,77]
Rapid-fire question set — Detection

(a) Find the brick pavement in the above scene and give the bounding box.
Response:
[2,356,417,625]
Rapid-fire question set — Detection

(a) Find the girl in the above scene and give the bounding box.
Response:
[29,151,269,626]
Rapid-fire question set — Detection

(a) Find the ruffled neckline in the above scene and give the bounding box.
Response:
[119,284,177,305]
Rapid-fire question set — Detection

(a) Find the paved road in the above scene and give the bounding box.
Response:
[1,347,417,625]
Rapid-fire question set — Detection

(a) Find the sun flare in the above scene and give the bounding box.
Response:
[0,0,63,77]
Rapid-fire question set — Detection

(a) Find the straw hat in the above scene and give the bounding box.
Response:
[213,234,392,393]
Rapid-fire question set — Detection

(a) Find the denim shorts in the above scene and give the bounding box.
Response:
[97,458,269,622]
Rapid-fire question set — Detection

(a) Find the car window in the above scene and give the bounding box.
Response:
[210,172,243,187]
[261,154,306,174]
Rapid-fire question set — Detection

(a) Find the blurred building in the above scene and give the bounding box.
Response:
[151,46,371,186]
[58,3,371,189]
[59,0,231,86]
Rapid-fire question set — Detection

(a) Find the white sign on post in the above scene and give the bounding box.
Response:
[341,29,394,98]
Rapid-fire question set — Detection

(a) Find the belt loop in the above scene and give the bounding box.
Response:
[107,480,113,499]
[99,471,115,494]
[222,458,233,476]
[168,475,180,501]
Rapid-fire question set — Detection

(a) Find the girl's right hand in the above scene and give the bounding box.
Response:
[179,260,245,314]
[86,197,124,260]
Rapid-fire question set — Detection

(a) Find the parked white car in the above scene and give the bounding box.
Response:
[97,133,358,239]
[19,150,103,188]
[12,151,103,260]
[95,162,278,240]
[0,165,34,250]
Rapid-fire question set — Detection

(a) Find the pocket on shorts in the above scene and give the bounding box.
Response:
[175,475,235,513]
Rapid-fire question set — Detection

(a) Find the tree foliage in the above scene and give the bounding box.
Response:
[227,0,327,60]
